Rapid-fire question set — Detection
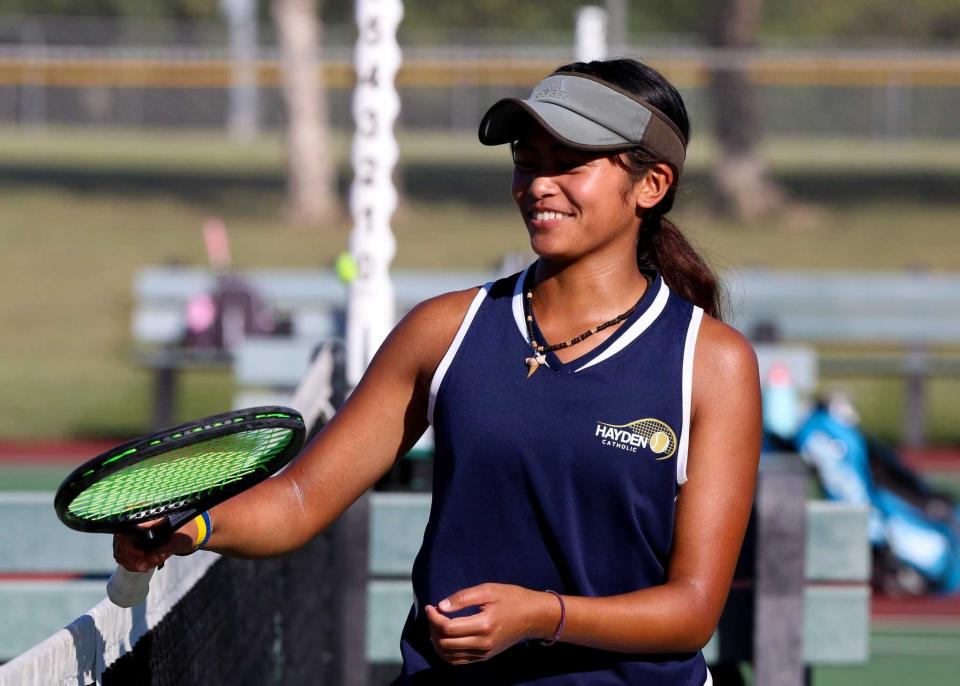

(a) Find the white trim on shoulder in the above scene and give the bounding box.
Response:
[510,265,531,344]
[427,284,491,425]
[677,306,704,486]
[574,280,670,373]
[704,667,713,686]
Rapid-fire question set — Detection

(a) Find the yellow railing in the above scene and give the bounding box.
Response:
[1,54,960,89]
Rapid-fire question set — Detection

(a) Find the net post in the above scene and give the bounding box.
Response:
[152,362,176,430]
[753,453,807,685]
[902,344,927,448]
[334,492,371,686]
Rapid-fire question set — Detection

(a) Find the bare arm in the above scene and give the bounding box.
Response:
[427,316,762,660]
[114,288,479,569]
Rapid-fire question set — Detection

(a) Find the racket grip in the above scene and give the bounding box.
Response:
[107,565,155,608]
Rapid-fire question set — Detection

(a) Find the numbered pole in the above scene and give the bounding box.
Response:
[575,6,608,63]
[346,0,403,386]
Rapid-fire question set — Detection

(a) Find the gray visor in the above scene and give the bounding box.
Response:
[479,73,686,174]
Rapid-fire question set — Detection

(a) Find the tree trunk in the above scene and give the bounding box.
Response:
[272,0,337,226]
[706,0,787,220]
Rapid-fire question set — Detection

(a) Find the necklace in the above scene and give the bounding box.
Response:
[522,287,643,378]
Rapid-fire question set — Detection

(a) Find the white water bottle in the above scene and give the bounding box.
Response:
[763,362,800,440]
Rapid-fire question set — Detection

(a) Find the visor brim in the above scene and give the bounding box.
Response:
[478,98,635,152]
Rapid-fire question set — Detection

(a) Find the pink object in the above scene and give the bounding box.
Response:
[186,293,217,333]
[203,217,231,269]
[766,362,793,387]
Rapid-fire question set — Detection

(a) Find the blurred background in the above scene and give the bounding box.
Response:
[0,1,958,684]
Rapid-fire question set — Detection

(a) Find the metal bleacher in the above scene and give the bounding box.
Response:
[132,265,960,446]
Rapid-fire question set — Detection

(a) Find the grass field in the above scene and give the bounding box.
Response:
[0,127,958,440]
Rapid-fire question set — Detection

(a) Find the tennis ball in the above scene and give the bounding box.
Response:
[650,431,670,454]
[335,252,359,284]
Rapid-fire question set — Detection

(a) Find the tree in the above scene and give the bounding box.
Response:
[272,0,337,226]
[704,0,787,220]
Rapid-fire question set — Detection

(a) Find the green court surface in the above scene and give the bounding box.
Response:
[813,623,960,686]
[711,624,960,685]
[0,465,71,491]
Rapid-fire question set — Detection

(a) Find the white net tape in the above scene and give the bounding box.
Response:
[0,551,217,686]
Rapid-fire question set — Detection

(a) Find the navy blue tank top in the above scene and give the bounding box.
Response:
[395,266,708,686]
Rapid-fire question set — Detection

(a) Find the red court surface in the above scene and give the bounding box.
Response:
[901,448,960,473]
[872,593,960,623]
[0,440,117,464]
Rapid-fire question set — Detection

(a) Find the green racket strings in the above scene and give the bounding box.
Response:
[67,427,295,522]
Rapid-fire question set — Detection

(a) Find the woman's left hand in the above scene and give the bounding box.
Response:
[424,583,558,665]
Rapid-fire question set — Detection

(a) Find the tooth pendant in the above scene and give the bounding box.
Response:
[525,353,548,378]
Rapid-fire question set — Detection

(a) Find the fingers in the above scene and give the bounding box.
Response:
[112,520,184,572]
[112,534,171,572]
[425,603,501,665]
[424,604,449,629]
[435,635,494,653]
[425,605,489,664]
[437,583,494,614]
[426,608,490,638]
[435,650,489,666]
[425,583,540,665]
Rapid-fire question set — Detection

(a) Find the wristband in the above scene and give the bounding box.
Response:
[540,590,565,646]
[192,511,212,551]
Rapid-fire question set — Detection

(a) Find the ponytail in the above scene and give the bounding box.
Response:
[639,212,724,320]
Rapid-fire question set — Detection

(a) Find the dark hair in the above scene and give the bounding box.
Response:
[554,59,724,320]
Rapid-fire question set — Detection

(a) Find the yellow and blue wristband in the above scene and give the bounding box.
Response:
[191,511,212,551]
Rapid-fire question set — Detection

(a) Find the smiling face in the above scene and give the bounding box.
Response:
[511,126,644,265]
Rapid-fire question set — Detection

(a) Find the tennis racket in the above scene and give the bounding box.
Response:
[54,406,305,608]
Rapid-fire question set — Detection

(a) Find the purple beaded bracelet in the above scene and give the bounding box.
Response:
[540,590,565,646]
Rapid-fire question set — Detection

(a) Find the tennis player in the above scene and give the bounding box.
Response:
[116,58,761,685]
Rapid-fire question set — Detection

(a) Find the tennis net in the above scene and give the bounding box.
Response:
[0,348,360,685]
[0,529,343,686]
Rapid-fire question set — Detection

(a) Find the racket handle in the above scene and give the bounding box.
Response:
[107,565,155,608]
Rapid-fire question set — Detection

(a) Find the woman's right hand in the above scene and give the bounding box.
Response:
[112,518,198,572]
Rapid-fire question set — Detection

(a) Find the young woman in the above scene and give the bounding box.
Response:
[116,59,761,685]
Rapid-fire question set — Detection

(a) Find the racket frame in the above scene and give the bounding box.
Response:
[54,406,305,540]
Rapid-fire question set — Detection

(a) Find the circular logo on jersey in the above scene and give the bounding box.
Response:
[594,418,678,460]
[649,431,671,455]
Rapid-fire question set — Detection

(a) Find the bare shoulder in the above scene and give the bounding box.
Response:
[404,287,482,325]
[692,315,760,407]
[400,287,482,342]
[389,287,484,380]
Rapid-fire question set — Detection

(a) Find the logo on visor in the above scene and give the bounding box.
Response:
[594,418,677,460]
[534,78,569,101]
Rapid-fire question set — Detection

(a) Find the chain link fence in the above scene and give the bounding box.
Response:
[1,15,958,140]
